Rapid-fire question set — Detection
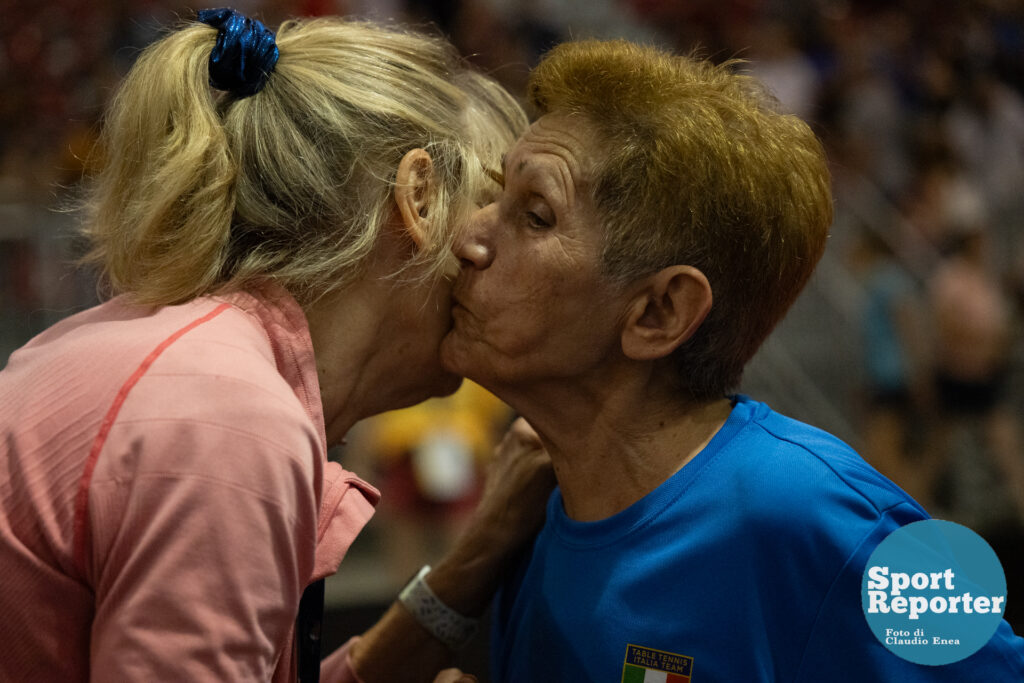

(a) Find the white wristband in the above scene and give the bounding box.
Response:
[398,565,479,650]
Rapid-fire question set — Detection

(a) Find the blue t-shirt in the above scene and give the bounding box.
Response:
[491,396,1024,682]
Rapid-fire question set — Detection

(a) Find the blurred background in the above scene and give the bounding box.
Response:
[3,0,1023,673]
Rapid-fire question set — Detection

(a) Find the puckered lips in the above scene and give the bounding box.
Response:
[450,289,472,318]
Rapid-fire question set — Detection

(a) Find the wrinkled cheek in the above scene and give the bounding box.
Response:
[450,306,483,342]
[489,320,535,357]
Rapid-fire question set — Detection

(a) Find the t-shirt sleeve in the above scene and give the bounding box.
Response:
[85,409,320,681]
[794,506,1024,682]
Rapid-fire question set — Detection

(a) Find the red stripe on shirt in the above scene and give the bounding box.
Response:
[71,302,233,580]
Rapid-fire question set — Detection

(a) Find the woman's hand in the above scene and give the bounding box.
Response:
[346,418,554,683]
[472,417,556,553]
[433,668,477,683]
[423,417,555,617]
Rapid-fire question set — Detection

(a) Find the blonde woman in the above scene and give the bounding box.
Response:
[0,9,548,683]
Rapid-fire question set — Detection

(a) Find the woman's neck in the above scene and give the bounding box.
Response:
[503,373,733,522]
[302,277,459,446]
[302,282,396,445]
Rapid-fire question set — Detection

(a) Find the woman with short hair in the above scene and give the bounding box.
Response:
[443,39,1024,681]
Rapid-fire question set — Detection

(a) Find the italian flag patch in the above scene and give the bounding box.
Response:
[621,644,693,683]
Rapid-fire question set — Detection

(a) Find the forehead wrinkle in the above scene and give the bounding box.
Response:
[513,126,593,211]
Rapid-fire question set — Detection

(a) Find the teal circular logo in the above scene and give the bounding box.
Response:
[861,519,1007,665]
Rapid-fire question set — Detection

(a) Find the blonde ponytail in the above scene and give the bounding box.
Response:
[82,24,236,304]
[81,17,526,306]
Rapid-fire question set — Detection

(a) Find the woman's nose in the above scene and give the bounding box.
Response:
[454,205,496,270]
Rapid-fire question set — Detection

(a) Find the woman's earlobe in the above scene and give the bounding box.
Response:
[395,148,435,248]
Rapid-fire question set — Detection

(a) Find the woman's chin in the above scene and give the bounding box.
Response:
[386,372,464,413]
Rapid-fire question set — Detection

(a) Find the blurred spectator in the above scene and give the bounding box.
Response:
[944,72,1024,252]
[818,9,911,197]
[852,227,932,506]
[743,19,820,118]
[926,223,1024,630]
[927,225,1022,522]
[349,382,513,585]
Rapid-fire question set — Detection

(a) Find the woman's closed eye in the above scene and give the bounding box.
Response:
[523,196,555,230]
[525,211,552,230]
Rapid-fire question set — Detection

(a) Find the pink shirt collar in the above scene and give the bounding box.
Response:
[215,284,327,451]
[215,285,380,581]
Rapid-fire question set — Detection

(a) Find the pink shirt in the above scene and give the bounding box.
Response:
[0,287,378,681]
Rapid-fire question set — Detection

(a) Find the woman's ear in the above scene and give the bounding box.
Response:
[394,148,435,248]
[620,266,712,361]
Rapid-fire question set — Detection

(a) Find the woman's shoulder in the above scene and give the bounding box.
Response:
[5,294,319,466]
[723,398,927,535]
[110,297,318,448]
[1,297,257,441]
[90,297,323,493]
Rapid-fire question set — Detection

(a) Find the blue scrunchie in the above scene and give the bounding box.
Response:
[198,8,279,98]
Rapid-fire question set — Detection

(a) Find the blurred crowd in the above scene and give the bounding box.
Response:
[2,0,1024,602]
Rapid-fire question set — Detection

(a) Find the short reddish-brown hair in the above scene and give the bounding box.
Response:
[529,40,833,401]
